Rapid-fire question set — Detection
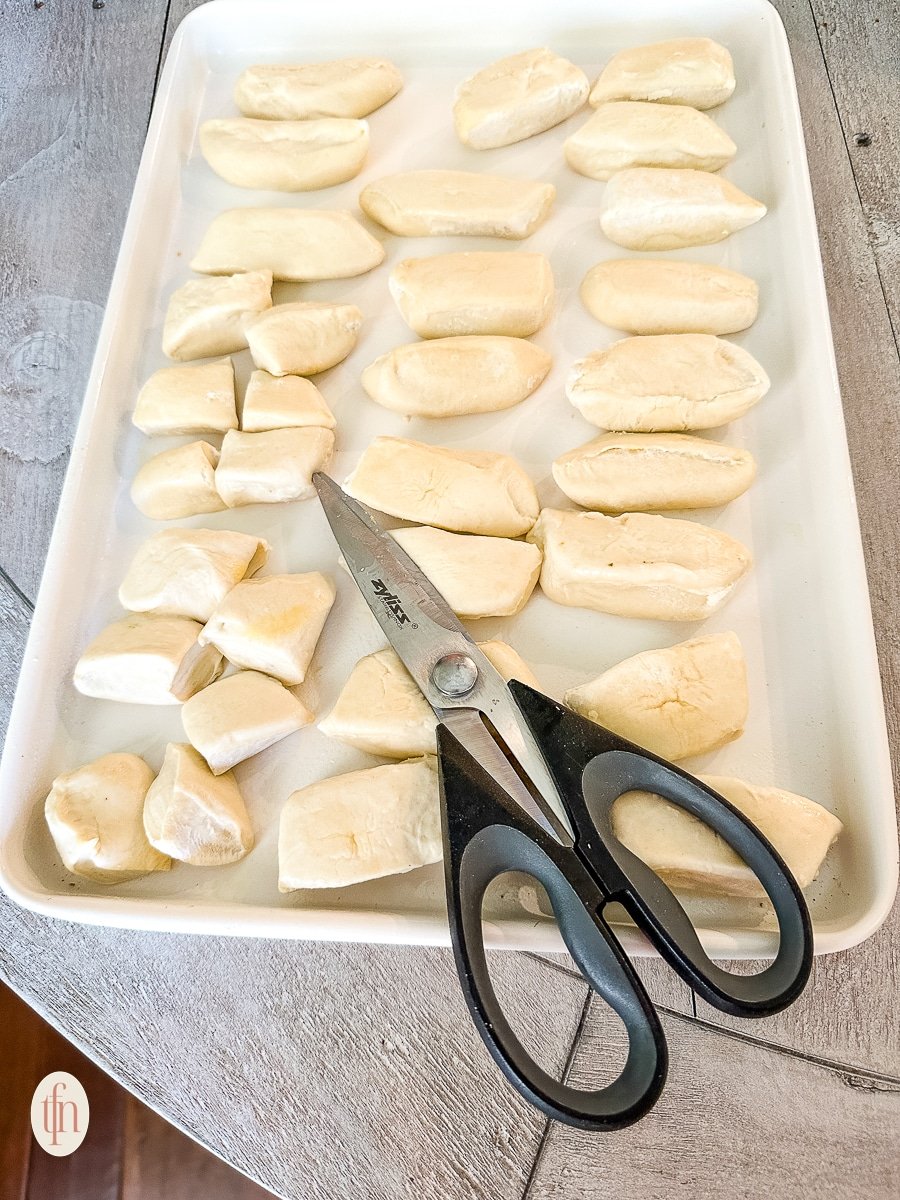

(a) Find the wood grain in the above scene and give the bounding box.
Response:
[0,985,43,1200]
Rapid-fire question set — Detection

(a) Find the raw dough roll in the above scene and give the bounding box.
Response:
[565,631,748,760]
[552,432,756,511]
[454,47,589,149]
[190,208,384,282]
[590,38,736,109]
[199,117,369,191]
[132,358,237,436]
[359,169,556,239]
[389,251,554,338]
[564,101,736,180]
[390,526,542,619]
[214,427,335,506]
[566,334,770,432]
[345,437,539,537]
[130,441,227,521]
[245,301,362,375]
[581,259,758,336]
[361,335,551,418]
[600,167,766,251]
[162,270,273,361]
[527,508,751,620]
[241,371,335,432]
[234,58,402,120]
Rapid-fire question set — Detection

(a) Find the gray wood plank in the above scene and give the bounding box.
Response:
[527,1002,900,1200]
[0,0,169,602]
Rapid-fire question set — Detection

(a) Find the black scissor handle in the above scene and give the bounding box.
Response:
[509,682,813,1018]
[437,724,667,1132]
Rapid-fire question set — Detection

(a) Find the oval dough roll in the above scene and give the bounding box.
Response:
[359,170,556,239]
[564,101,736,180]
[215,427,334,507]
[190,208,384,282]
[132,358,237,436]
[162,270,272,361]
[361,335,551,418]
[389,251,553,339]
[199,117,368,191]
[345,437,539,537]
[241,371,335,432]
[131,441,226,521]
[234,59,402,121]
[565,631,748,760]
[590,38,735,109]
[245,301,362,376]
[552,432,756,511]
[566,335,770,432]
[581,259,758,336]
[527,508,751,620]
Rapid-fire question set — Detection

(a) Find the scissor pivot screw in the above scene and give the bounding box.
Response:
[431,653,478,698]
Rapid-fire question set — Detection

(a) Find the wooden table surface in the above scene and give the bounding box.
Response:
[2,2,899,1197]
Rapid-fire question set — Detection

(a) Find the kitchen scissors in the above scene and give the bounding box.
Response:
[314,473,813,1131]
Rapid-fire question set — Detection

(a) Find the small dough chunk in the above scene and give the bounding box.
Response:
[590,38,735,110]
[528,508,751,621]
[190,208,384,282]
[143,743,253,866]
[241,371,335,432]
[320,642,538,759]
[359,170,555,239]
[199,117,368,191]
[362,335,551,418]
[200,572,335,686]
[454,48,589,149]
[612,775,843,897]
[564,101,736,180]
[552,432,756,511]
[119,528,269,622]
[345,437,539,537]
[182,670,314,775]
[391,526,541,619]
[235,59,403,121]
[162,270,272,361]
[245,301,362,376]
[581,259,758,336]
[215,428,334,507]
[131,441,226,521]
[567,334,770,432]
[600,167,766,251]
[74,614,224,704]
[132,358,237,436]
[389,251,553,339]
[44,753,171,883]
[565,632,748,760]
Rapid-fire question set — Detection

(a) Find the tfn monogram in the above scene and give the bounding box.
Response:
[31,1071,89,1157]
[42,1081,79,1146]
[371,578,411,626]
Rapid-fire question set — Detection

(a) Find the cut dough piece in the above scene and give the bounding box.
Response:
[199,117,368,191]
[241,371,335,432]
[361,336,551,418]
[119,528,269,622]
[200,572,335,686]
[391,526,541,619]
[612,775,843,897]
[143,743,253,866]
[279,757,441,889]
[389,251,554,339]
[130,441,226,521]
[590,38,735,109]
[528,508,751,621]
[564,101,736,180]
[454,48,589,149]
[565,632,748,760]
[162,270,272,361]
[74,614,224,704]
[132,358,237,436]
[319,642,538,759]
[190,208,384,282]
[359,170,555,239]
[552,432,756,511]
[566,335,770,432]
[600,168,766,251]
[215,428,334,507]
[44,754,171,884]
[235,59,403,121]
[182,670,314,775]
[581,259,758,336]
[245,301,362,376]
[345,437,539,537]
